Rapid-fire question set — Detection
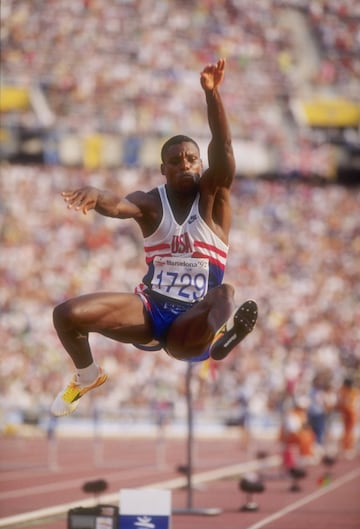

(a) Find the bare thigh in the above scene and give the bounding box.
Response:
[54,292,154,344]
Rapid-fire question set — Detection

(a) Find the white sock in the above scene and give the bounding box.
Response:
[77,362,99,385]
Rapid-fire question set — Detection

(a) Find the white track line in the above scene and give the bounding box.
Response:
[246,466,360,529]
[0,456,280,527]
[0,464,162,500]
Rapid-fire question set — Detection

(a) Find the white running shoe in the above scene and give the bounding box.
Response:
[51,368,107,417]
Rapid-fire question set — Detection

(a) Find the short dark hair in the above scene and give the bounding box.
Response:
[161,135,199,162]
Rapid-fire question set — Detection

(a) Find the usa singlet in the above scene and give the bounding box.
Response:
[135,184,229,354]
[141,184,228,302]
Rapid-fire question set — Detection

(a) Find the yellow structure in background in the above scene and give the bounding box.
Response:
[0,86,30,112]
[296,98,360,128]
[82,133,104,169]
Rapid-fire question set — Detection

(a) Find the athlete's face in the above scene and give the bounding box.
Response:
[161,141,202,193]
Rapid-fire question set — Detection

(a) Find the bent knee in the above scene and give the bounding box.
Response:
[218,283,235,298]
[206,283,234,303]
[53,299,80,329]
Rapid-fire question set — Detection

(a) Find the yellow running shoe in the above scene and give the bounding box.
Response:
[210,300,258,361]
[51,368,107,417]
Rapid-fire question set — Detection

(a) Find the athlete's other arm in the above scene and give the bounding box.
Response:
[199,59,235,241]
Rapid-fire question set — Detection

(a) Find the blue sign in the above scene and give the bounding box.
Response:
[119,514,170,529]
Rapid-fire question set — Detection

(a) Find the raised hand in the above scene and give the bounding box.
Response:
[200,58,225,91]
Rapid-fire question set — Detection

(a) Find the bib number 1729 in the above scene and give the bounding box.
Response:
[151,257,209,302]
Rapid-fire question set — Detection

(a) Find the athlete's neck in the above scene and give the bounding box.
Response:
[165,185,197,225]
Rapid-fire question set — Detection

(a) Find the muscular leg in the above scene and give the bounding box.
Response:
[53,292,153,368]
[166,284,235,360]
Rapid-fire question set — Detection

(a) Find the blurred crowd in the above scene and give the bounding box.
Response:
[306,0,360,86]
[1,0,359,148]
[1,164,359,454]
[1,0,359,454]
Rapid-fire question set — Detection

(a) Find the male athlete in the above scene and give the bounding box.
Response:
[51,59,257,417]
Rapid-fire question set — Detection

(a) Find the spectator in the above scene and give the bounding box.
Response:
[337,377,359,459]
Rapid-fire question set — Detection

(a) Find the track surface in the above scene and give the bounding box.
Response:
[1,434,359,529]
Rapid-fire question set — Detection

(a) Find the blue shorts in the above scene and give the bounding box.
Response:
[136,289,210,362]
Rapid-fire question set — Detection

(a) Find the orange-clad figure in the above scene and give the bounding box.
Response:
[337,377,359,459]
[280,398,316,466]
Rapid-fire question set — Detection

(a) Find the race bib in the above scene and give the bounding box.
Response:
[151,256,209,302]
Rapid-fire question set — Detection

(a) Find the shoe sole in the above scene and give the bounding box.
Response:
[210,300,258,361]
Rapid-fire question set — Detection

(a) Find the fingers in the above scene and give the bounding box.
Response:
[202,58,226,74]
[217,58,225,71]
[61,190,75,209]
[61,190,93,214]
[61,190,80,209]
[200,58,226,90]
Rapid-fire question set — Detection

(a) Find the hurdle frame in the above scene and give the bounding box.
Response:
[172,362,222,516]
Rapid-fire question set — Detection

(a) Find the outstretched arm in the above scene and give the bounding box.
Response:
[61,186,142,219]
[200,58,235,189]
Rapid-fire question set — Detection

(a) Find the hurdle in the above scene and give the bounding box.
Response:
[91,403,169,470]
[0,414,59,472]
[173,362,222,516]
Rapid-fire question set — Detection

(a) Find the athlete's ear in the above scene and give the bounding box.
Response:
[160,163,165,175]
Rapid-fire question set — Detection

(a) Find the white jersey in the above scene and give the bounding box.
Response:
[140,184,229,303]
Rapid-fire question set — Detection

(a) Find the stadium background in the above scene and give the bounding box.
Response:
[0,0,359,441]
